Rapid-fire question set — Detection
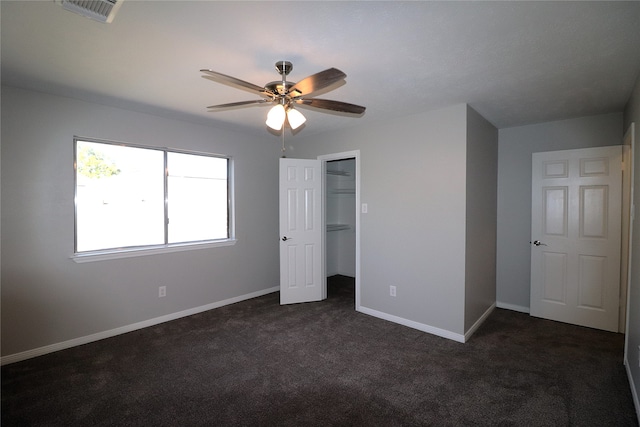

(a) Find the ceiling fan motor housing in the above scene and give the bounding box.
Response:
[265,81,299,97]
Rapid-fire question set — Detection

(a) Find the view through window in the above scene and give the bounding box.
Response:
[75,139,230,253]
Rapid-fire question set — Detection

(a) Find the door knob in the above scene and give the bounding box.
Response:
[532,240,547,246]
[281,236,291,241]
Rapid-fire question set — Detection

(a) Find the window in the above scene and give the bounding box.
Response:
[74,138,233,256]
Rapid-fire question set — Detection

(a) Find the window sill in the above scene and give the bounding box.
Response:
[71,239,237,263]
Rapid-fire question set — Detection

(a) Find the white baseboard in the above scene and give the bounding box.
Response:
[496,301,530,314]
[624,357,640,425]
[464,303,496,342]
[1,286,279,366]
[358,304,495,344]
[357,306,466,343]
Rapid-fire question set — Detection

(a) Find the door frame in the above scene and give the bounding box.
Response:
[318,150,361,310]
[624,123,635,355]
[621,123,635,332]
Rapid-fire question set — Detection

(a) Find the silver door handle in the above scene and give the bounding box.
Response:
[281,236,292,241]
[532,240,547,246]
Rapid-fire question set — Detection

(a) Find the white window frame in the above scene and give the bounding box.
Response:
[71,137,236,263]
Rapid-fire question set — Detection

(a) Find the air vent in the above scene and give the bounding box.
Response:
[59,0,123,23]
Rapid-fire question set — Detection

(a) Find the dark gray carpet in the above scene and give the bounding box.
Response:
[2,275,638,426]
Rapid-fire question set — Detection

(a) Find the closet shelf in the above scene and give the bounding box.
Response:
[330,188,355,195]
[327,223,350,232]
[327,169,351,176]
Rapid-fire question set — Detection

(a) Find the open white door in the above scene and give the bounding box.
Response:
[279,158,324,304]
[530,146,622,332]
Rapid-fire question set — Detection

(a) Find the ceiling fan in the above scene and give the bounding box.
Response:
[201,61,366,131]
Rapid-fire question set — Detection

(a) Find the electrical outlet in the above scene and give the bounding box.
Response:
[390,285,396,297]
[159,286,166,298]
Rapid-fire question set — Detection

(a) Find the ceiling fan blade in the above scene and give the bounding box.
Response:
[201,69,273,96]
[207,99,271,110]
[295,98,366,115]
[288,68,347,97]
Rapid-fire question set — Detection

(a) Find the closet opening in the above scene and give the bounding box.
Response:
[325,157,357,304]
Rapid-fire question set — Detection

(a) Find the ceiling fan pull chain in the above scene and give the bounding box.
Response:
[281,127,286,156]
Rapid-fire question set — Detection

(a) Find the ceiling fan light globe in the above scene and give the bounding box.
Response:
[287,108,306,130]
[266,104,286,130]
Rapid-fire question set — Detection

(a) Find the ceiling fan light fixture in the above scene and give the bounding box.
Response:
[204,61,365,134]
[266,104,286,130]
[287,108,306,130]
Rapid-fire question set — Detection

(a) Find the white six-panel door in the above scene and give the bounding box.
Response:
[279,158,324,305]
[530,146,622,332]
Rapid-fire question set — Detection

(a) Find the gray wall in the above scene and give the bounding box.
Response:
[624,71,640,418]
[496,113,623,312]
[464,106,498,331]
[1,86,281,357]
[292,104,496,337]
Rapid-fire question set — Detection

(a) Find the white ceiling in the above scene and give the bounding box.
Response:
[2,1,640,137]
